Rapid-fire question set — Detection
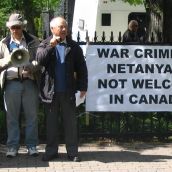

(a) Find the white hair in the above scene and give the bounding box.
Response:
[50,17,68,28]
[128,20,138,30]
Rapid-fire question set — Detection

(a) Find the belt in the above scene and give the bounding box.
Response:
[8,77,32,82]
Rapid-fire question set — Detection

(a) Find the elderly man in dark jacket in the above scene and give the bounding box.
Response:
[36,16,88,162]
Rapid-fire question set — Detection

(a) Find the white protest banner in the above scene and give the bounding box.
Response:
[86,45,172,112]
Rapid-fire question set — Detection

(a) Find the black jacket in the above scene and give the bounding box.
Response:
[36,36,88,103]
[122,29,140,43]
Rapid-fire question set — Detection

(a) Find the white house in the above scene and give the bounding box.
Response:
[72,0,146,42]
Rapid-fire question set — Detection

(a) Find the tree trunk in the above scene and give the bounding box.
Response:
[67,0,75,33]
[163,0,172,42]
[22,0,36,35]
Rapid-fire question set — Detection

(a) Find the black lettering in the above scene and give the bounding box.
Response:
[145,49,153,58]
[109,94,113,104]
[109,94,123,104]
[155,64,164,73]
[98,79,107,88]
[132,79,144,88]
[109,79,118,88]
[164,65,172,73]
[129,94,137,104]
[126,64,135,73]
[153,49,157,58]
[118,64,126,73]
[159,49,169,58]
[121,49,129,58]
[154,80,162,89]
[107,64,117,73]
[145,79,154,89]
[135,64,144,73]
[119,79,127,88]
[149,95,158,104]
[97,48,110,58]
[159,95,168,104]
[145,64,154,73]
[110,49,119,58]
[134,49,143,58]
[98,79,127,89]
[139,95,148,104]
[169,95,172,104]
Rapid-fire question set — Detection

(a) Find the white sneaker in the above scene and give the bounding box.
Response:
[28,147,39,157]
[6,147,18,158]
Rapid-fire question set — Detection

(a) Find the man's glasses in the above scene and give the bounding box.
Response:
[10,25,22,30]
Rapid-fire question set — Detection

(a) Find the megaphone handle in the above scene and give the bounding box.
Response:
[17,67,22,80]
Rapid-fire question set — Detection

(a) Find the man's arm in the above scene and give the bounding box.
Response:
[36,40,55,66]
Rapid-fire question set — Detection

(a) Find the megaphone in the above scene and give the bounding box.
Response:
[10,48,30,67]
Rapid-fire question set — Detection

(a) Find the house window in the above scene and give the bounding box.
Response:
[102,13,111,26]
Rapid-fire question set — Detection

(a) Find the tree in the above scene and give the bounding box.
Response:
[112,0,172,43]
[111,0,144,5]
[0,0,61,37]
[1,0,172,42]
[162,0,172,42]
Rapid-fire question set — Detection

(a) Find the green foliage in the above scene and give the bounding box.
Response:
[34,17,42,38]
[76,105,172,142]
[111,0,144,5]
[0,0,61,37]
[123,0,144,5]
[0,9,8,28]
[0,1,13,28]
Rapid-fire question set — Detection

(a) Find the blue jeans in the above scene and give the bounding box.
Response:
[4,80,39,149]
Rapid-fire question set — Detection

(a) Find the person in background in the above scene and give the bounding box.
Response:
[36,16,88,162]
[122,20,140,42]
[0,13,40,158]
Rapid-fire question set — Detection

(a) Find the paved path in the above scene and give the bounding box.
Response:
[0,142,172,172]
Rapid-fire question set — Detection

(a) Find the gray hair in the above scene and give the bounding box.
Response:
[128,20,138,30]
[50,16,68,28]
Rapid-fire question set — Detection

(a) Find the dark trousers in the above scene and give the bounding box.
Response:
[44,92,78,156]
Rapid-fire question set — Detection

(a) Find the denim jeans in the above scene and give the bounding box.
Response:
[4,79,39,149]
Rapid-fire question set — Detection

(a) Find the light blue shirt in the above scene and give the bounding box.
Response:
[55,44,65,63]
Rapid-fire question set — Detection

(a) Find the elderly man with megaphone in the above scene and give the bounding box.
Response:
[0,13,40,158]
